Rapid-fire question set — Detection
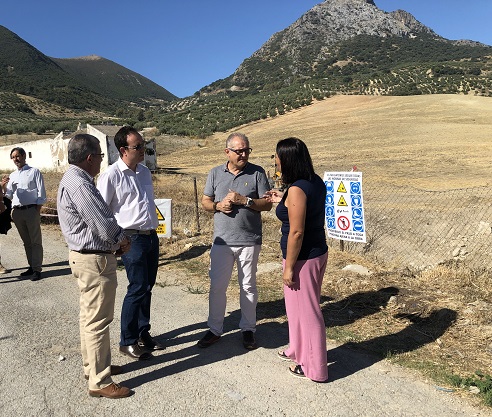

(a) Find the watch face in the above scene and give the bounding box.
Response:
[246,197,253,207]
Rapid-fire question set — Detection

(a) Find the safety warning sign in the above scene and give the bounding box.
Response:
[324,172,366,243]
[154,199,172,238]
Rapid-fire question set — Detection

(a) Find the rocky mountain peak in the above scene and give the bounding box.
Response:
[232,0,438,85]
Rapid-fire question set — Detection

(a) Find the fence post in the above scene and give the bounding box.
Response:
[340,239,344,252]
[193,177,201,234]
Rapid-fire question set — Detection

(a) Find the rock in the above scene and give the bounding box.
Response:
[342,264,372,275]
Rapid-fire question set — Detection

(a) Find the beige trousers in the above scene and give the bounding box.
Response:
[69,250,118,390]
[12,206,43,272]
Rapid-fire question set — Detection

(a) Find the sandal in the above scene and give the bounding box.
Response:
[289,364,306,378]
[277,351,292,362]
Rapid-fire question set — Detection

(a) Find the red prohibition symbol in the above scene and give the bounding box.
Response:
[337,216,350,230]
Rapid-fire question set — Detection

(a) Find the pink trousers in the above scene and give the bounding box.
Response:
[283,251,328,382]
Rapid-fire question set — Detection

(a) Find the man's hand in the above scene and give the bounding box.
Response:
[217,198,233,213]
[226,189,247,205]
[115,236,131,256]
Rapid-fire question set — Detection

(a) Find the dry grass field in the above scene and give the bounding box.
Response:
[164,94,492,190]
[37,94,492,405]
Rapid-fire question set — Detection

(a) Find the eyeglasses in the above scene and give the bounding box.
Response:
[227,148,252,155]
[91,153,105,159]
[124,144,145,151]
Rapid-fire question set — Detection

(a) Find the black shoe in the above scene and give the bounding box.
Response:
[196,330,221,348]
[138,333,165,350]
[30,271,41,281]
[20,268,34,277]
[119,344,153,360]
[242,331,257,350]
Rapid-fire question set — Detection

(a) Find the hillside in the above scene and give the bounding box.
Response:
[0,24,175,128]
[52,55,175,102]
[164,94,492,191]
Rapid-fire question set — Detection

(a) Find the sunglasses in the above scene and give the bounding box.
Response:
[227,148,252,155]
[124,144,145,151]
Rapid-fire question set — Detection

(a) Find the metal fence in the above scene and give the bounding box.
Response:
[155,172,492,272]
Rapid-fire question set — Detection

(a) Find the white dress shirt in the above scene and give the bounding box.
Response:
[96,158,159,230]
[6,164,47,207]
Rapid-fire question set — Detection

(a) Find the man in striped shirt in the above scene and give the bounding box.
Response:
[57,134,132,399]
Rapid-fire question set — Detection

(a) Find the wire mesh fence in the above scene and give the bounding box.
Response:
[154,172,492,273]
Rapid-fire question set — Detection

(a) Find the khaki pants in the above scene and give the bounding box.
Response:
[69,251,117,390]
[12,206,43,271]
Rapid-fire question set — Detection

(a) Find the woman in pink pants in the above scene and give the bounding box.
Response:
[264,138,328,382]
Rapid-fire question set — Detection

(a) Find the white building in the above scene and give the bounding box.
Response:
[0,124,157,173]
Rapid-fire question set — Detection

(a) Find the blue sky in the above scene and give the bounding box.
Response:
[2,1,491,98]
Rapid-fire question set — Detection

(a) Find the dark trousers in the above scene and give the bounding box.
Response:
[120,232,159,346]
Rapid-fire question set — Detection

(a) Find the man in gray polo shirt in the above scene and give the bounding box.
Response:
[198,132,272,350]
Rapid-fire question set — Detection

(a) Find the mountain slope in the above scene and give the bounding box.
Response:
[52,55,176,102]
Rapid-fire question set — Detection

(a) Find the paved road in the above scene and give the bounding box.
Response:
[0,226,490,417]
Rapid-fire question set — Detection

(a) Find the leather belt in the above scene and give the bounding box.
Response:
[14,204,36,210]
[125,229,155,235]
[74,249,113,255]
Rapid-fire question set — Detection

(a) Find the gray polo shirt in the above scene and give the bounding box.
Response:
[204,162,271,246]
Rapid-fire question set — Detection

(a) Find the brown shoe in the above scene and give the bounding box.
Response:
[196,330,221,348]
[89,382,132,399]
[84,365,124,380]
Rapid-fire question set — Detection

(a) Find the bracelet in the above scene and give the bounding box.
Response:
[213,201,218,212]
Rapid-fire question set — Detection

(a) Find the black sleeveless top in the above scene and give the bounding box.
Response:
[276,175,328,260]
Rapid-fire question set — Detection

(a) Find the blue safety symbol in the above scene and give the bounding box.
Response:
[326,206,335,217]
[351,195,362,207]
[327,217,336,229]
[350,182,361,194]
[325,181,334,193]
[353,220,364,232]
[352,208,363,219]
[326,193,334,205]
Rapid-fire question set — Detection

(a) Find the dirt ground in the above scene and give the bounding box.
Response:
[38,94,492,406]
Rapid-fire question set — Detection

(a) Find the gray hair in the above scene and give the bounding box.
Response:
[226,132,249,148]
[68,134,100,164]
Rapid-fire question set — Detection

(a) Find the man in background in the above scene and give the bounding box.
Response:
[2,147,46,281]
[97,126,163,361]
[57,133,132,399]
[197,132,272,350]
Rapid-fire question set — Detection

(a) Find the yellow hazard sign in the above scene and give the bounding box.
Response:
[337,195,348,206]
[337,181,347,193]
[155,206,165,220]
[156,223,167,235]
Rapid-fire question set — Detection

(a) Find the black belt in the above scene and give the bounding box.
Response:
[125,229,155,235]
[14,204,36,210]
[74,249,113,255]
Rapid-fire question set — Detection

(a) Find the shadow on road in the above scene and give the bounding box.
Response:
[328,308,457,382]
[119,286,456,386]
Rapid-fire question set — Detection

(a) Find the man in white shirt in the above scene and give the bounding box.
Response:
[97,126,163,361]
[2,147,46,281]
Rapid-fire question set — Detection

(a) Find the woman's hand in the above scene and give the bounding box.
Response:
[283,268,295,287]
[263,190,284,203]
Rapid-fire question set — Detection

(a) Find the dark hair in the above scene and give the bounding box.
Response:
[276,137,315,185]
[10,147,26,158]
[114,126,140,155]
[68,134,100,164]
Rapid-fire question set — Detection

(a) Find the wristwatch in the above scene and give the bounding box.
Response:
[245,197,254,207]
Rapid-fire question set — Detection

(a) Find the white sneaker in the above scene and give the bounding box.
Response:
[0,263,7,274]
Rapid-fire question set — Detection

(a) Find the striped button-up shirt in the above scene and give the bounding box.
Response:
[57,164,126,252]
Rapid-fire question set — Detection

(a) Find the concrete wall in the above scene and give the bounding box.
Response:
[0,126,158,173]
[0,132,69,172]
